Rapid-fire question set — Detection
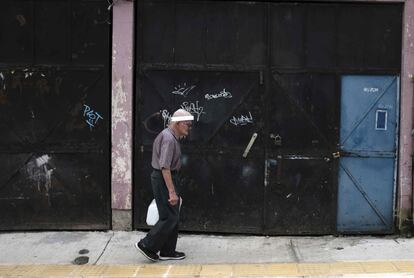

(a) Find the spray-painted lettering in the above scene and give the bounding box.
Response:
[83,104,103,131]
[171,83,196,97]
[230,112,254,126]
[363,87,379,93]
[205,88,232,100]
[181,101,205,122]
[160,109,172,128]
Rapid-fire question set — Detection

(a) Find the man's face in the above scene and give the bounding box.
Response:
[177,121,192,137]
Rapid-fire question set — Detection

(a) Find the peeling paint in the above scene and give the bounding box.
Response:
[125,192,132,209]
[110,1,138,210]
[114,157,127,174]
[25,155,55,206]
[112,192,120,205]
[111,79,132,209]
[35,154,50,167]
[16,14,26,26]
[111,78,132,204]
[112,79,128,127]
[0,72,6,93]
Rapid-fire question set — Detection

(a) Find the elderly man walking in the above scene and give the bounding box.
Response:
[135,109,194,262]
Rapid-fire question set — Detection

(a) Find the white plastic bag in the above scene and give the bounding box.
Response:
[146,199,159,226]
[146,198,183,226]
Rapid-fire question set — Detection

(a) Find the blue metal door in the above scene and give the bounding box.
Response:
[337,75,398,233]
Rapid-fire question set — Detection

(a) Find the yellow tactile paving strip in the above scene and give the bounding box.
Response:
[0,261,413,277]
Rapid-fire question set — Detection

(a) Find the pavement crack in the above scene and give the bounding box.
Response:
[289,239,301,262]
[93,231,115,265]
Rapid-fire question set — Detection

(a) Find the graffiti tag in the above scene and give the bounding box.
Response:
[171,83,196,97]
[205,88,232,100]
[83,104,103,131]
[160,109,172,128]
[181,101,205,121]
[230,112,254,126]
[363,87,379,93]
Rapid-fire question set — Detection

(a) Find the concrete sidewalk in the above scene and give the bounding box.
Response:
[1,231,413,264]
[1,231,414,277]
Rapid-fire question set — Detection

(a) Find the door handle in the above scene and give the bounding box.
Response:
[243,133,258,158]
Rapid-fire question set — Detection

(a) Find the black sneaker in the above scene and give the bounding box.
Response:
[159,251,186,261]
[134,241,159,262]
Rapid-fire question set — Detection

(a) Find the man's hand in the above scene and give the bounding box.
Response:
[168,190,179,206]
[162,168,179,206]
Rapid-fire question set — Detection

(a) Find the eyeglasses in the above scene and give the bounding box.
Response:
[181,122,193,128]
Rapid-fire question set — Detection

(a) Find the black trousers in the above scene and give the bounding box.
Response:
[141,170,181,254]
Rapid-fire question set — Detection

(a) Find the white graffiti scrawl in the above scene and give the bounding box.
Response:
[205,88,232,100]
[160,109,172,128]
[230,112,254,126]
[181,101,205,121]
[171,83,196,97]
[159,101,205,128]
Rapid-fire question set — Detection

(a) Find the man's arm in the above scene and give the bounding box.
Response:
[161,168,179,206]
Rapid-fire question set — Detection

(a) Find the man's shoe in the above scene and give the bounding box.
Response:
[134,241,159,262]
[159,251,186,261]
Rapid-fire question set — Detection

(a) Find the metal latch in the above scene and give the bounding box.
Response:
[243,133,258,158]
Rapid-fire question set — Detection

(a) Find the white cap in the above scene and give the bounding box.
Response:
[170,109,194,122]
[170,115,194,122]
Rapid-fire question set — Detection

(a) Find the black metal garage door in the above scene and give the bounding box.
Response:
[0,0,111,230]
[134,1,402,235]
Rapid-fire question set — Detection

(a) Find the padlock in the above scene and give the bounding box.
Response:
[270,133,282,146]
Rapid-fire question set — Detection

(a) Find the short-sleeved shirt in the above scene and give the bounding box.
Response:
[151,127,181,171]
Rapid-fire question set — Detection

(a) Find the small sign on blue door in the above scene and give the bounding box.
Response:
[375,110,388,131]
